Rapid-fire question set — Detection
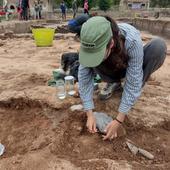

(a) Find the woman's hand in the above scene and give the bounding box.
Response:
[103,112,125,140]
[86,110,97,133]
[103,120,121,140]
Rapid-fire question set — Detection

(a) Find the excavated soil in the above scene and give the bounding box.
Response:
[0,30,170,170]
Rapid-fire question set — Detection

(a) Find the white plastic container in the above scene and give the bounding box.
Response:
[0,143,5,156]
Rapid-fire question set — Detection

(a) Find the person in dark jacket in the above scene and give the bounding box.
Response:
[68,12,97,36]
[68,14,90,36]
[60,0,66,21]
[21,0,29,20]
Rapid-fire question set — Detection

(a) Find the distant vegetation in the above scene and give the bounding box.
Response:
[150,0,170,8]
[55,0,120,11]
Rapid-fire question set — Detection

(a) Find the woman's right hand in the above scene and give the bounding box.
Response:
[86,110,97,133]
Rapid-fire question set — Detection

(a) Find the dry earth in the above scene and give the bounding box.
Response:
[0,30,170,170]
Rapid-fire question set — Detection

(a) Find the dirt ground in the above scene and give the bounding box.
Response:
[0,29,170,170]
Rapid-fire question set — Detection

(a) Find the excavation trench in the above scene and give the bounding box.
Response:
[0,97,170,169]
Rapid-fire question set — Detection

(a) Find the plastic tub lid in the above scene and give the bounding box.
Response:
[64,76,74,80]
[0,143,5,156]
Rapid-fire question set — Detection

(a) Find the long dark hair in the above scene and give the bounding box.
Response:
[103,16,129,70]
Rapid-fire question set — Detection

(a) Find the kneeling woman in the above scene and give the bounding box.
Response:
[78,16,167,140]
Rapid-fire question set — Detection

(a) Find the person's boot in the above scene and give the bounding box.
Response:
[99,82,121,100]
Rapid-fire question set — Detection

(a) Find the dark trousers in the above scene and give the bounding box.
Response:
[73,9,76,18]
[39,11,41,19]
[84,9,89,15]
[22,7,28,20]
[95,38,167,86]
[142,38,167,85]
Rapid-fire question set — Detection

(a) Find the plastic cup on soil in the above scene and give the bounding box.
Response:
[64,76,76,96]
[56,79,66,100]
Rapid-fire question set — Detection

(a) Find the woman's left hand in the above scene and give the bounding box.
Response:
[102,120,121,140]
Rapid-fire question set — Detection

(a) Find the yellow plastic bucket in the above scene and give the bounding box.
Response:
[32,28,55,47]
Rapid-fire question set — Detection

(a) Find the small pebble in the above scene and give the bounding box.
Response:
[70,104,83,111]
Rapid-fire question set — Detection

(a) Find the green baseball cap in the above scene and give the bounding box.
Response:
[79,16,113,67]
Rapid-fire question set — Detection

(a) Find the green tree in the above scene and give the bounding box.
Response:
[150,0,170,7]
[79,0,98,9]
[112,0,121,6]
[88,0,99,8]
[99,0,111,12]
[64,0,72,8]
[0,0,3,7]
[55,0,98,9]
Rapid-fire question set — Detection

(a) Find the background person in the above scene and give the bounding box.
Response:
[60,0,66,21]
[21,0,29,20]
[38,0,42,19]
[68,12,97,36]
[72,0,77,18]
[84,0,89,15]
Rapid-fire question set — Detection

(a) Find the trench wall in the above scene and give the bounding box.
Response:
[0,20,45,34]
[132,18,170,39]
[0,18,170,39]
